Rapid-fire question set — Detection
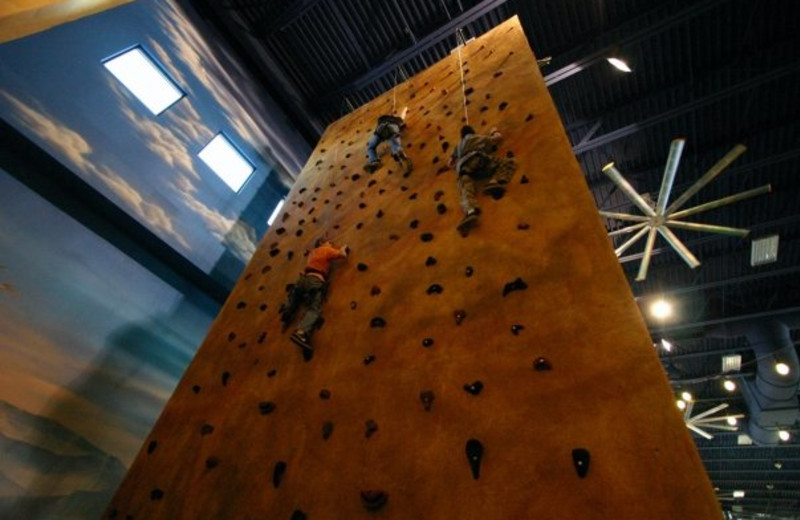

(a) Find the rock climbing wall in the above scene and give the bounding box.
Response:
[106,16,721,520]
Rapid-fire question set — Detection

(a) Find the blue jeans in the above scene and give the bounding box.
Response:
[366,125,402,163]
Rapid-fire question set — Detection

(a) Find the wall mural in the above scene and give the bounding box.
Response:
[0,0,312,517]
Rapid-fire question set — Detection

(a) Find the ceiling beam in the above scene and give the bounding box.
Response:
[317,0,510,103]
[572,63,800,155]
[254,0,322,37]
[544,0,729,86]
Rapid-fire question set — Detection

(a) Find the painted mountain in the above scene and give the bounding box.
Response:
[0,401,126,519]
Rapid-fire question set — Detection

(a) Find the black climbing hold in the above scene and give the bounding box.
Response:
[365,419,378,438]
[422,338,434,348]
[426,284,443,295]
[238,342,247,349]
[370,286,381,296]
[350,301,357,310]
[506,150,514,158]
[363,354,376,365]
[221,372,230,386]
[361,490,389,511]
[273,461,287,488]
[370,317,386,328]
[520,175,529,184]
[409,193,418,200]
[499,101,508,111]
[296,229,303,237]
[201,423,214,435]
[376,209,384,218]
[502,277,528,296]
[147,440,157,454]
[192,385,201,394]
[270,248,280,257]
[442,141,450,152]
[258,332,267,343]
[465,439,484,480]
[436,203,447,214]
[572,448,590,478]
[464,87,474,96]
[368,179,377,187]
[425,256,437,266]
[518,223,530,230]
[352,173,361,181]
[227,332,236,342]
[463,381,484,395]
[356,222,363,230]
[511,324,525,335]
[236,301,246,309]
[420,390,435,411]
[291,510,307,520]
[493,71,503,78]
[357,263,368,271]
[409,219,419,229]
[259,304,267,311]
[259,401,276,415]
[434,190,445,201]
[389,234,399,240]
[150,488,164,501]
[525,113,534,121]
[267,369,277,377]
[205,457,219,469]
[534,357,552,371]
[261,265,272,273]
[454,310,467,325]
[319,389,331,399]
[322,421,334,440]
[420,232,434,242]
[465,266,474,277]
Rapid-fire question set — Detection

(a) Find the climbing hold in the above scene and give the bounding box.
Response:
[235,302,246,311]
[319,389,331,400]
[267,369,277,377]
[425,256,437,266]
[420,233,434,242]
[454,310,467,325]
[502,277,528,296]
[352,173,361,181]
[261,265,272,273]
[511,324,525,335]
[350,301,358,310]
[322,421,334,440]
[273,461,287,488]
[150,488,164,501]
[465,439,484,480]
[465,266,474,277]
[422,338,434,348]
[357,263,368,271]
[363,355,376,365]
[259,402,276,415]
[269,248,280,257]
[192,385,201,394]
[572,448,591,478]
[499,101,509,111]
[376,209,384,218]
[259,303,267,311]
[221,372,231,386]
[356,222,364,230]
[227,332,236,342]
[463,381,484,395]
[517,223,530,230]
[205,457,219,469]
[533,357,552,371]
[370,286,381,296]
[370,317,387,328]
[201,423,214,435]
[291,510,307,520]
[410,219,419,229]
[434,190,445,201]
[426,284,444,295]
[437,203,447,214]
[361,490,389,511]
[389,234,399,240]
[409,193,418,200]
[420,390,435,411]
[493,71,503,78]
[258,332,267,343]
[365,419,378,438]
[147,440,157,454]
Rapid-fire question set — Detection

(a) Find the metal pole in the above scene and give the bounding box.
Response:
[657,225,701,268]
[599,211,650,222]
[636,227,659,281]
[602,163,657,217]
[666,144,747,213]
[669,184,771,219]
[615,226,650,256]
[665,220,749,237]
[656,138,685,214]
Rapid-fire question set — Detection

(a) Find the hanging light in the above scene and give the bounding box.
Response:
[723,379,737,392]
[607,57,632,73]
[661,338,673,352]
[676,399,687,410]
[681,391,693,402]
[726,416,738,426]
[732,490,746,498]
[775,362,791,376]
[778,430,791,442]
[650,298,674,320]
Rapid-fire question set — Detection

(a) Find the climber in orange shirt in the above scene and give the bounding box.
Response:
[280,237,349,352]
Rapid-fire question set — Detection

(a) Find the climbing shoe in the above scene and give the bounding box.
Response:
[364,161,382,173]
[290,331,313,351]
[482,180,506,200]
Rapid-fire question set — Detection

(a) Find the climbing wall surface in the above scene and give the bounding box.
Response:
[106,17,721,520]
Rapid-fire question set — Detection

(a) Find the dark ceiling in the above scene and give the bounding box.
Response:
[188,0,800,517]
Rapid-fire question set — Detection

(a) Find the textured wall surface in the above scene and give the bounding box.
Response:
[106,17,721,519]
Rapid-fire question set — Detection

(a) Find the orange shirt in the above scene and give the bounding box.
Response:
[305,244,347,277]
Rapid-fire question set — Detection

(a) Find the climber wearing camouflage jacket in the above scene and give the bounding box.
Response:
[364,107,412,174]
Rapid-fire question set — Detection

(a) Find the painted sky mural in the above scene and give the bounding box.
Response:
[0,0,312,517]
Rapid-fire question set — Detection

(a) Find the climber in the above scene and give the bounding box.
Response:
[364,106,412,174]
[449,125,517,236]
[280,237,349,352]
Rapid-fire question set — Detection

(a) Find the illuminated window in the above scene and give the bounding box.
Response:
[103,46,184,115]
[198,133,255,192]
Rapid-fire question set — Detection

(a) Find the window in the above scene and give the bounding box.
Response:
[104,46,184,115]
[198,133,255,192]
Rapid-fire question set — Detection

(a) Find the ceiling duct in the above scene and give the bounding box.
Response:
[708,317,800,445]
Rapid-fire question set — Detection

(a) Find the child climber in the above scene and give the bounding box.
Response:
[364,106,412,174]
[448,125,517,235]
[280,237,349,352]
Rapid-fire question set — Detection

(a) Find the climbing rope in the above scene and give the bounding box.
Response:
[455,29,470,125]
[392,68,398,113]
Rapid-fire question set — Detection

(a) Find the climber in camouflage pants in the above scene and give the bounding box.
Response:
[364,109,412,174]
[449,125,517,232]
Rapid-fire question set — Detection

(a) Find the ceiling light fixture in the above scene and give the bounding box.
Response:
[775,362,791,376]
[723,379,737,392]
[726,416,738,426]
[778,430,791,442]
[681,391,693,402]
[676,399,687,410]
[606,57,632,73]
[661,338,673,352]
[649,298,673,320]
[732,490,745,499]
